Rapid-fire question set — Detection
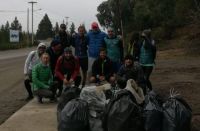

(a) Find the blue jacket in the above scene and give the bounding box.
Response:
[87,30,107,58]
[71,33,88,58]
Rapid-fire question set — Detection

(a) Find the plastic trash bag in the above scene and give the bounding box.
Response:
[80,85,106,112]
[80,85,107,131]
[58,98,90,131]
[144,91,163,131]
[162,89,192,131]
[57,86,81,123]
[103,89,144,131]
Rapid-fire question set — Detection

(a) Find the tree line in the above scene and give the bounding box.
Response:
[0,14,76,50]
[96,0,200,41]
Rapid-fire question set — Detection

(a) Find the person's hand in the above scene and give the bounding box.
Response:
[69,78,74,84]
[63,78,69,85]
[99,76,105,81]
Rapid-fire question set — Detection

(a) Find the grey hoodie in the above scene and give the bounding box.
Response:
[24,43,46,75]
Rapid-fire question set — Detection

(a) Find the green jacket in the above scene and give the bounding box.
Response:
[32,63,53,91]
[104,36,123,62]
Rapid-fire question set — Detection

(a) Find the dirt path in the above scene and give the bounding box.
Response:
[151,51,200,130]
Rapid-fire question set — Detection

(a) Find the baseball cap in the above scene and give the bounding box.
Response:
[91,22,99,29]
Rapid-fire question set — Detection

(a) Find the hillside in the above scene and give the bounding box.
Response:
[158,22,200,57]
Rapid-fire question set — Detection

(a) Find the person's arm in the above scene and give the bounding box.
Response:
[71,57,80,80]
[116,65,125,81]
[32,65,49,89]
[24,51,35,75]
[55,56,65,81]
[92,60,98,77]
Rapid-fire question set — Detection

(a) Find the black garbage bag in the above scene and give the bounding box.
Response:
[162,96,192,131]
[58,98,90,131]
[144,91,163,131]
[103,89,144,131]
[57,86,81,122]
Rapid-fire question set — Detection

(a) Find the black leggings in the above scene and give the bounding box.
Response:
[24,79,33,97]
[142,66,153,90]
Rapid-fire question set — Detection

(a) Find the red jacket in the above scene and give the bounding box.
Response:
[55,55,80,81]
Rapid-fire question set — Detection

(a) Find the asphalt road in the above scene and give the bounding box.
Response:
[0,47,36,124]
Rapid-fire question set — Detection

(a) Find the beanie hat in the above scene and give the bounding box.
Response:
[91,22,99,29]
[64,47,72,53]
[51,37,61,47]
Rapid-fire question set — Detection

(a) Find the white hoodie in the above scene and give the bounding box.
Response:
[24,43,46,75]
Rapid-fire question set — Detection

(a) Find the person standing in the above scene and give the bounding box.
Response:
[58,23,71,49]
[71,25,88,88]
[46,38,63,96]
[32,53,57,103]
[55,47,81,91]
[24,43,46,101]
[87,22,107,76]
[138,29,156,91]
[104,27,123,73]
[127,32,140,61]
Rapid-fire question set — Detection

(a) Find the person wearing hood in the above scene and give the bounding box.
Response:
[103,27,123,73]
[138,29,156,91]
[87,22,107,77]
[24,42,46,101]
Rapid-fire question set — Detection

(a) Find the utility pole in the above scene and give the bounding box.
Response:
[28,1,37,45]
[27,8,29,46]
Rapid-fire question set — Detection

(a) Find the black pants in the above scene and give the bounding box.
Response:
[141,66,153,90]
[24,79,33,97]
[34,84,57,99]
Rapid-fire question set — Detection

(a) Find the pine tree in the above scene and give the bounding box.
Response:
[69,22,75,35]
[10,17,22,31]
[36,14,53,40]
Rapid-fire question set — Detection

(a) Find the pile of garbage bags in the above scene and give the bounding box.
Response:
[57,79,192,131]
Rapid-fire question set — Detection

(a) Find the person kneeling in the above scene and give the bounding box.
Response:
[89,48,115,85]
[32,53,57,103]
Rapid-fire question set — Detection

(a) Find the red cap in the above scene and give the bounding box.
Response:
[91,22,99,29]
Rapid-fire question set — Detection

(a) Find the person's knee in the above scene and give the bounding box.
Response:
[109,76,116,84]
[89,76,96,83]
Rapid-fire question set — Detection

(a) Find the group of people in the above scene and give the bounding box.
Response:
[23,21,156,103]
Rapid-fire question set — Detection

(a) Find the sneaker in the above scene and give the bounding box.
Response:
[25,96,33,101]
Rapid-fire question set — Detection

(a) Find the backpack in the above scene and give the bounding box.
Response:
[58,98,90,131]
[103,89,144,131]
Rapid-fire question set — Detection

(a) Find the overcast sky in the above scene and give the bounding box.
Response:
[0,0,104,32]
